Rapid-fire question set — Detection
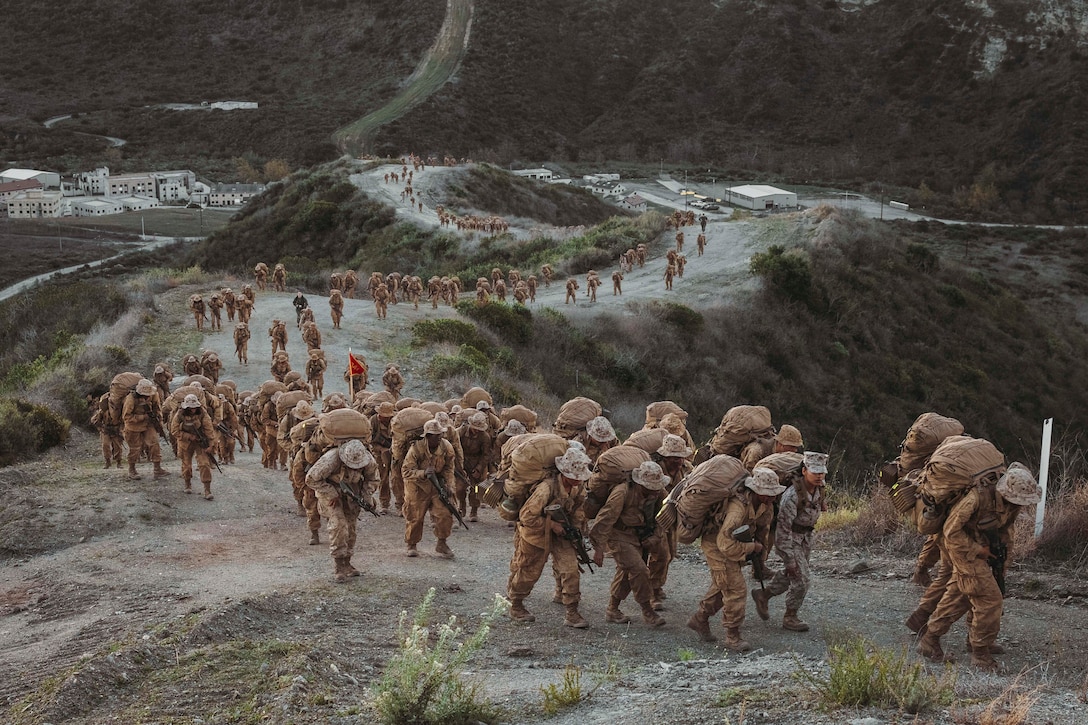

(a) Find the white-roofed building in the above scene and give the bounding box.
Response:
[119,195,161,212]
[1,168,61,189]
[621,193,647,212]
[512,168,554,181]
[724,184,797,210]
[209,183,265,206]
[7,189,64,218]
[589,180,628,197]
[72,198,124,217]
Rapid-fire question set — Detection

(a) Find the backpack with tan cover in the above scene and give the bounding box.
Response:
[898,413,965,473]
[108,371,143,425]
[276,390,313,419]
[391,407,433,440]
[419,401,447,415]
[740,437,776,471]
[754,451,804,483]
[499,404,538,432]
[319,408,372,443]
[460,386,492,409]
[257,380,288,409]
[709,405,773,457]
[505,433,570,500]
[645,401,687,428]
[553,397,602,438]
[914,435,1006,535]
[585,445,652,519]
[672,455,750,544]
[623,428,669,456]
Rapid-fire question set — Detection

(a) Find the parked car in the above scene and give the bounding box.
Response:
[702,203,720,211]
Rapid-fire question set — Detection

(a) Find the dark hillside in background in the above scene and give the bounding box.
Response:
[2,0,1087,222]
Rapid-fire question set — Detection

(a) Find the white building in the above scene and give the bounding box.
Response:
[76,167,196,202]
[512,168,554,181]
[0,179,42,208]
[7,189,64,218]
[209,183,265,206]
[71,198,123,217]
[119,195,161,212]
[724,184,798,211]
[583,173,620,183]
[189,181,212,206]
[589,180,627,197]
[621,193,647,212]
[1,168,61,189]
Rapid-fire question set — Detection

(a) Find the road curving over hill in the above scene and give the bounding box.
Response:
[333,0,474,155]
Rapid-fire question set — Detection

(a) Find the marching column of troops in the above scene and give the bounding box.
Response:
[95,262,1041,670]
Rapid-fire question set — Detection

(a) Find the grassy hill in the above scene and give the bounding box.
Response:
[4,1,1087,222]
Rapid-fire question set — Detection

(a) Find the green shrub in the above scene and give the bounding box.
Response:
[455,300,532,344]
[412,319,493,353]
[750,244,814,304]
[0,398,71,466]
[373,588,506,725]
[540,665,584,716]
[657,302,704,333]
[797,636,955,714]
[905,242,939,272]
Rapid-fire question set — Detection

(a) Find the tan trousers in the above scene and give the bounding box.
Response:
[100,431,124,464]
[403,478,452,545]
[508,527,581,605]
[290,454,321,532]
[926,559,1003,650]
[607,532,654,607]
[647,527,678,597]
[317,495,359,559]
[177,438,212,485]
[124,428,161,466]
[699,536,748,628]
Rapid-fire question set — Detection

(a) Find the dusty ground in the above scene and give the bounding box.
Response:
[3,216,1088,723]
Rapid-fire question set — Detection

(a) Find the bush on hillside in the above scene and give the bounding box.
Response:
[455,301,532,344]
[0,398,70,466]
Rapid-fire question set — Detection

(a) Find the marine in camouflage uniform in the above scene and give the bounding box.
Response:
[306,440,381,581]
[122,379,168,480]
[401,419,457,559]
[91,392,124,468]
[457,413,493,522]
[508,449,592,628]
[169,393,217,499]
[368,402,396,513]
[647,434,694,608]
[752,451,827,632]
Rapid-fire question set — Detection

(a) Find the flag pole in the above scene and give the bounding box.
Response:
[348,347,355,401]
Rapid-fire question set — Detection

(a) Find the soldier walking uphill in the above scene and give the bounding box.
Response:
[306,440,381,582]
[254,263,269,291]
[457,412,493,522]
[169,393,218,499]
[269,319,288,355]
[328,289,345,329]
[508,448,593,628]
[189,295,207,331]
[234,323,250,364]
[402,419,458,560]
[752,451,828,632]
[612,270,623,296]
[916,464,1041,672]
[590,461,671,628]
[688,467,783,651]
[90,393,124,469]
[222,287,237,322]
[564,277,579,304]
[374,283,390,319]
[369,402,396,514]
[647,434,694,607]
[122,378,168,480]
[208,293,223,331]
[272,263,287,293]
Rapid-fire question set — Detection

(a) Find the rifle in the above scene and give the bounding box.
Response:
[454,467,476,496]
[216,421,245,445]
[984,531,1008,596]
[733,524,766,591]
[427,471,470,531]
[194,428,224,474]
[334,479,380,518]
[544,504,594,573]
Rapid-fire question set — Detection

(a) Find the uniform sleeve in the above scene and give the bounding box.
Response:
[363,460,381,496]
[775,488,800,563]
[168,412,182,438]
[518,478,554,541]
[402,441,426,483]
[942,489,985,571]
[440,440,456,490]
[305,449,341,499]
[588,484,628,550]
[200,413,216,445]
[717,498,757,562]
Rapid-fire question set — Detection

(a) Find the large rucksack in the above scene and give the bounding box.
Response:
[623,428,669,456]
[914,435,1006,535]
[754,451,804,483]
[108,371,142,426]
[672,455,750,544]
[460,386,492,409]
[276,390,313,419]
[499,404,538,432]
[391,407,433,440]
[708,405,774,457]
[584,445,652,519]
[898,412,965,474]
[645,401,687,428]
[552,397,602,438]
[505,433,569,499]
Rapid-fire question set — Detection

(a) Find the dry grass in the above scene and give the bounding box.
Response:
[820,488,923,555]
[1032,482,1088,571]
[952,674,1041,725]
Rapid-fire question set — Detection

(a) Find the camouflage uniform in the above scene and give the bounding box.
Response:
[306,444,380,580]
[368,408,395,511]
[121,384,166,479]
[169,398,217,498]
[759,481,823,625]
[401,435,456,556]
[456,419,493,520]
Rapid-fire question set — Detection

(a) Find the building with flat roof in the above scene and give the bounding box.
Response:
[512,168,554,181]
[1,168,61,189]
[7,189,63,218]
[72,198,124,217]
[0,179,43,208]
[209,183,265,206]
[724,184,798,210]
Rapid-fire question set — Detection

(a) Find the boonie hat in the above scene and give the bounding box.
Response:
[632,461,670,491]
[657,434,693,459]
[555,449,592,481]
[586,416,615,443]
[423,419,446,435]
[293,400,315,420]
[476,400,492,411]
[339,440,372,470]
[324,393,347,411]
[503,420,527,437]
[803,451,829,474]
[435,412,452,427]
[469,412,489,431]
[996,462,1042,506]
[746,467,787,496]
[181,393,202,409]
[154,365,165,375]
[377,401,396,417]
[776,425,804,448]
[135,378,156,396]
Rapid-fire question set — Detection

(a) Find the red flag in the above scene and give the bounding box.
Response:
[348,352,366,377]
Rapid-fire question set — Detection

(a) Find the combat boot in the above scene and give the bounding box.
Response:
[202,482,214,501]
[552,588,563,604]
[183,479,192,494]
[510,599,535,623]
[309,530,320,546]
[905,608,931,634]
[966,638,1005,655]
[782,608,809,632]
[153,462,169,478]
[296,501,306,517]
[911,565,932,587]
[334,557,352,582]
[469,508,478,523]
[564,604,588,629]
[751,589,771,621]
[406,543,418,557]
[605,599,631,624]
[343,558,361,577]
[970,646,999,673]
[103,459,112,470]
[917,632,952,663]
[640,603,666,628]
[128,462,141,480]
[687,610,717,642]
[723,627,751,652]
[435,539,455,560]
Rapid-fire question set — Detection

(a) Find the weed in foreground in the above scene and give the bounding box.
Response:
[677,647,697,662]
[797,635,956,714]
[540,664,583,715]
[373,587,507,725]
[952,673,1040,725]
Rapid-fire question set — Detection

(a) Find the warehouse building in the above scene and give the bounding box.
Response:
[724,184,797,211]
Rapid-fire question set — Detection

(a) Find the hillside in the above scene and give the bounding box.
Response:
[3,1,1087,222]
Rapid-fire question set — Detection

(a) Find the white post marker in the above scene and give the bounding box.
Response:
[1034,418,1053,539]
